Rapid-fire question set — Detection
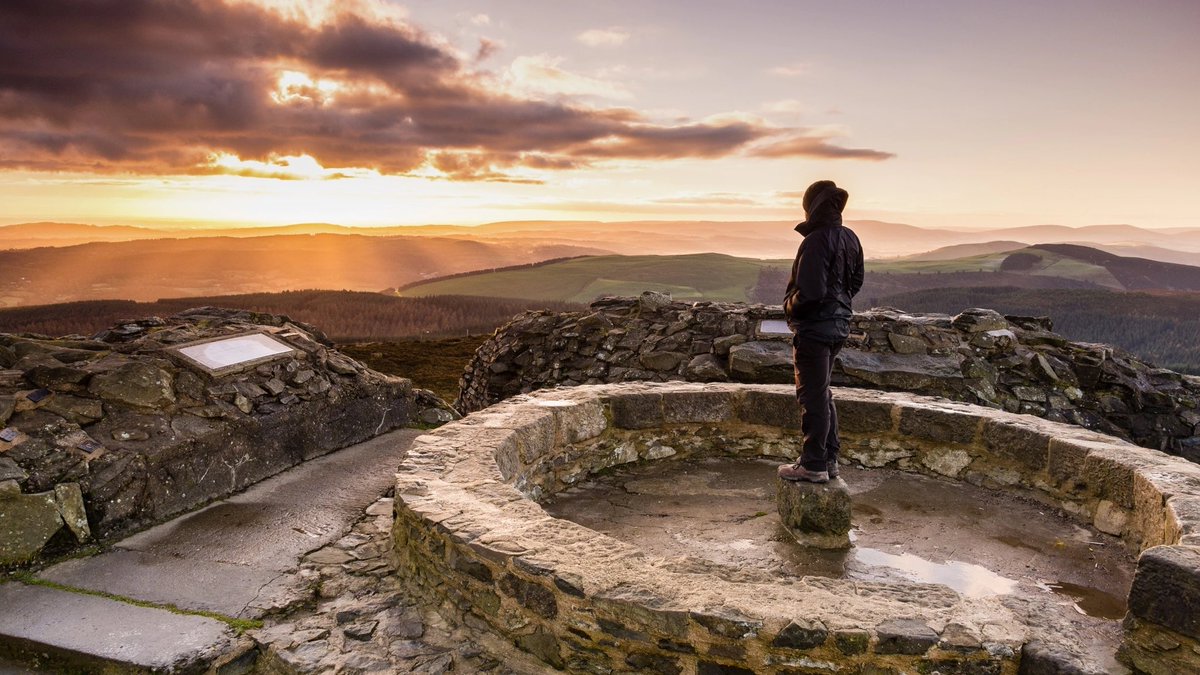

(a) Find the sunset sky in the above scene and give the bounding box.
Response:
[1,0,1197,230]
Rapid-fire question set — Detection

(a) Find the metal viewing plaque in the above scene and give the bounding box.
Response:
[757,319,793,336]
[173,332,295,375]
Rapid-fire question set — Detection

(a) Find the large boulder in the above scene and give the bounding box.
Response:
[729,341,793,384]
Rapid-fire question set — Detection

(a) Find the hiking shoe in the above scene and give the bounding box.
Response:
[828,460,839,479]
[778,463,829,483]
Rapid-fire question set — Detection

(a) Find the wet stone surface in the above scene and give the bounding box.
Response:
[543,456,1138,668]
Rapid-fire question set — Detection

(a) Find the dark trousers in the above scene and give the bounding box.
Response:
[793,336,844,472]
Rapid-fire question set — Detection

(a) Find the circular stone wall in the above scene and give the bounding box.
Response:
[391,383,1200,674]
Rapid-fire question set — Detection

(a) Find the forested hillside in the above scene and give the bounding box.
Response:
[880,287,1200,373]
[0,291,581,340]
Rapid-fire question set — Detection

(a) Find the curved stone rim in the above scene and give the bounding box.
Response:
[392,383,1200,672]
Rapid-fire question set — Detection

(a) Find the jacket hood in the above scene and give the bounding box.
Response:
[795,180,849,236]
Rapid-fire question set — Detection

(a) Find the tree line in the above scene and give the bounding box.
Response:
[0,291,583,341]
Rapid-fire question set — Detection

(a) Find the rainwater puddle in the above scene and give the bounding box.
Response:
[851,547,1018,598]
[545,457,1137,623]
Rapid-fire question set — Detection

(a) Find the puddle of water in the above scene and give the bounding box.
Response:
[1044,581,1128,620]
[547,458,1135,624]
[852,547,1019,598]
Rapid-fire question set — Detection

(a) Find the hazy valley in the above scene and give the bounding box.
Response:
[2,221,1199,375]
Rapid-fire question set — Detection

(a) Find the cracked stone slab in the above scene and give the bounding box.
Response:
[0,582,237,672]
[34,427,422,620]
[39,549,302,619]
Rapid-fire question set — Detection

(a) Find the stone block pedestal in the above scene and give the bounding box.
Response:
[777,477,852,549]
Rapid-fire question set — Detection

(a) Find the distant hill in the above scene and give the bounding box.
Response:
[397,244,1200,306]
[868,244,1200,292]
[5,219,1200,262]
[900,241,1028,261]
[397,253,785,303]
[0,235,605,307]
[880,286,1200,374]
[0,291,582,340]
[1030,244,1200,291]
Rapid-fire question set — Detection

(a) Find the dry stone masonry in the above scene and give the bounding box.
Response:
[457,293,1200,461]
[1,307,453,566]
[396,382,1200,674]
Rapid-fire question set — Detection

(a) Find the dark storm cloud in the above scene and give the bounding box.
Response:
[0,0,892,178]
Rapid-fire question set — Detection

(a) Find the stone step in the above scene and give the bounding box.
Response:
[0,581,245,673]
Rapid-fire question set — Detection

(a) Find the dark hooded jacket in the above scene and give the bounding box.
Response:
[783,181,865,343]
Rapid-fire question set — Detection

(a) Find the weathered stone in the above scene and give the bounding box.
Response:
[325,353,359,375]
[690,610,761,639]
[875,618,939,655]
[938,623,982,653]
[111,428,151,442]
[952,308,1008,333]
[0,457,27,483]
[89,362,175,409]
[343,619,378,641]
[516,629,564,669]
[53,482,91,542]
[888,332,927,355]
[638,290,673,313]
[713,334,747,357]
[898,406,980,444]
[0,490,63,564]
[609,393,663,429]
[1019,641,1093,675]
[776,477,851,549]
[640,351,685,372]
[0,397,13,425]
[662,390,734,424]
[499,573,557,619]
[455,297,1200,457]
[837,349,964,391]
[833,628,870,655]
[837,397,894,434]
[625,651,681,675]
[1128,545,1200,640]
[736,389,801,429]
[25,364,91,390]
[305,547,354,565]
[728,341,793,384]
[685,354,729,382]
[41,395,104,425]
[697,662,755,675]
[771,618,828,650]
[982,419,1049,472]
[1093,499,1129,536]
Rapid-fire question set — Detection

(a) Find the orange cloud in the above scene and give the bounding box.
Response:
[750,134,896,161]
[0,0,891,180]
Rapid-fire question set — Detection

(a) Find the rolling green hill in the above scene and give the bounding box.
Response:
[396,253,788,303]
[867,246,1123,288]
[869,244,1200,291]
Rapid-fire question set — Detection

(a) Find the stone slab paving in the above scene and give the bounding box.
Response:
[251,495,549,674]
[0,583,238,672]
[35,428,422,619]
[1,427,424,671]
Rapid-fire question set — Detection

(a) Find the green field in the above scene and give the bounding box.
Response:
[396,253,789,303]
[868,247,1124,288]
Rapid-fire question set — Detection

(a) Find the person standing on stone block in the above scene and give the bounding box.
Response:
[778,180,864,483]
